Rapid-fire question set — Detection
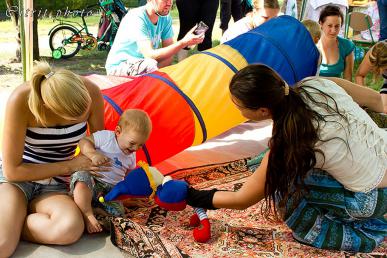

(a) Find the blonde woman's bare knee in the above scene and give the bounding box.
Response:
[23,193,84,245]
[0,183,28,258]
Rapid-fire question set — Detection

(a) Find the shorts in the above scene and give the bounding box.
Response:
[106,58,158,76]
[0,163,68,202]
[70,171,125,216]
[70,170,96,194]
[70,171,115,199]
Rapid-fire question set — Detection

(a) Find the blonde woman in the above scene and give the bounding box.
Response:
[0,61,105,257]
[220,0,280,43]
[355,41,387,113]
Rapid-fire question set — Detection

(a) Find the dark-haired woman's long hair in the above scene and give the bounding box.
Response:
[229,64,348,220]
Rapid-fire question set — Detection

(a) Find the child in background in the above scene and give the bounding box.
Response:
[355,41,387,113]
[301,19,321,44]
[302,19,322,75]
[221,0,280,43]
[70,109,153,233]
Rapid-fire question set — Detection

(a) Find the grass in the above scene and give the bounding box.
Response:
[0,6,222,75]
[0,7,383,91]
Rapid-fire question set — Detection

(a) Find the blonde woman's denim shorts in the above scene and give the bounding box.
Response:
[0,163,68,202]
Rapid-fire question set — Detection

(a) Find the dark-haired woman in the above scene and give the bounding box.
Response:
[187,64,386,253]
[318,5,354,81]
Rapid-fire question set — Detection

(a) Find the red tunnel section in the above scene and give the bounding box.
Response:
[101,72,196,165]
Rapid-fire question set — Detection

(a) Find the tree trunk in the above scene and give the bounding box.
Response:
[6,0,21,62]
[33,13,40,60]
[5,0,40,61]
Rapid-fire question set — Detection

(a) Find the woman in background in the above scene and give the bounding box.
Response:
[221,0,280,43]
[318,5,354,81]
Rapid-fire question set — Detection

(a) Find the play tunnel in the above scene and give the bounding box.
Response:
[99,15,320,165]
[0,16,319,166]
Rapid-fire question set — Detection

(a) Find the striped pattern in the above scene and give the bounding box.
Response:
[284,169,387,253]
[23,122,87,164]
[381,72,387,94]
[194,207,208,221]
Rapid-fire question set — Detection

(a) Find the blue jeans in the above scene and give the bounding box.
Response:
[0,165,68,202]
[378,0,387,40]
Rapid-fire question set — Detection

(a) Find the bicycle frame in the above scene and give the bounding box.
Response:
[48,4,100,37]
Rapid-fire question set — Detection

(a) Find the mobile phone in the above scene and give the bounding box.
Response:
[194,21,209,35]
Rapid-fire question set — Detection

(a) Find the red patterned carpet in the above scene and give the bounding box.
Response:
[107,158,387,257]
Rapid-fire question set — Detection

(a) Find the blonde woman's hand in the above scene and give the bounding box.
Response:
[66,154,104,174]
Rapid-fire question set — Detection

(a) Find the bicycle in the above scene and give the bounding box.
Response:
[48,4,100,59]
[49,1,126,60]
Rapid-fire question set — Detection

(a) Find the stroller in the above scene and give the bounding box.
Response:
[97,0,127,51]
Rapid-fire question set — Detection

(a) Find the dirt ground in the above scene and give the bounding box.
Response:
[0,23,106,91]
[0,16,222,92]
[0,53,107,91]
[0,62,23,89]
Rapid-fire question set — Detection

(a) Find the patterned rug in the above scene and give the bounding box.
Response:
[105,158,387,258]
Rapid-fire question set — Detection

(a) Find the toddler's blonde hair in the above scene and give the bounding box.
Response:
[302,19,321,41]
[369,41,387,74]
[118,109,152,138]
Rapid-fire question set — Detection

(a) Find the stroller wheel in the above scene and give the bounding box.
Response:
[98,42,109,51]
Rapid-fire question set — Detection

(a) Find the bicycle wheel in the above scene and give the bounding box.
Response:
[49,25,81,59]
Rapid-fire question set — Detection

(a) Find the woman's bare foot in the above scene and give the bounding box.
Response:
[84,212,103,233]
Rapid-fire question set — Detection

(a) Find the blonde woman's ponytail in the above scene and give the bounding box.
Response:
[29,61,53,126]
[28,61,91,126]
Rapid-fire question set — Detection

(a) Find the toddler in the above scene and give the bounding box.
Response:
[70,109,152,233]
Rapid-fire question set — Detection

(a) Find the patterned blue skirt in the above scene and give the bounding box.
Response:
[284,169,387,253]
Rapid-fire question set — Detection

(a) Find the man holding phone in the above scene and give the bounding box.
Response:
[106,0,204,76]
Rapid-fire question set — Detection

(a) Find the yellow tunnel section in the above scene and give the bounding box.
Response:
[161,44,248,146]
